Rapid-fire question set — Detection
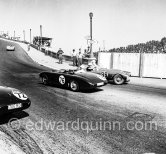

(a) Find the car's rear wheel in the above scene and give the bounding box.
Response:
[70,80,79,92]
[41,75,48,85]
[113,74,124,85]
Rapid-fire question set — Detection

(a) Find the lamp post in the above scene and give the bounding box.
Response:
[89,12,93,58]
[86,12,96,65]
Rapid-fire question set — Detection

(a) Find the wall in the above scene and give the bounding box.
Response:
[112,53,140,76]
[142,54,166,78]
[98,52,166,78]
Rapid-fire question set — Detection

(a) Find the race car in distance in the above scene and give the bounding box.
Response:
[39,69,107,92]
[0,86,31,115]
[6,45,15,51]
[81,64,131,85]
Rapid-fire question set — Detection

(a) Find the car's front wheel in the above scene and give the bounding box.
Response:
[70,80,79,92]
[113,74,124,85]
[41,75,48,85]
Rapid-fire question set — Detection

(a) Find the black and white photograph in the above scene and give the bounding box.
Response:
[0,0,166,153]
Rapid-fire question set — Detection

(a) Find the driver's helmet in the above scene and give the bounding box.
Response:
[87,63,94,71]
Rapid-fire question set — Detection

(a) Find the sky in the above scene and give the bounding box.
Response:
[0,0,166,54]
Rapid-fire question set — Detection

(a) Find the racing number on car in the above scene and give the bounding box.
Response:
[12,91,28,100]
[59,75,65,85]
[101,71,108,78]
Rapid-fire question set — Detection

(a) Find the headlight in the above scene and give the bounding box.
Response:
[12,90,28,100]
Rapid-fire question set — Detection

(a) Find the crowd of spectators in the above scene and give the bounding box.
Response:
[101,37,166,54]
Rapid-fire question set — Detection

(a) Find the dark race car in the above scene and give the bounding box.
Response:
[6,45,15,51]
[0,86,31,115]
[81,64,131,85]
[39,69,107,92]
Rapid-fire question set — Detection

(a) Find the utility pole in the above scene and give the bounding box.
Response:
[14,30,15,39]
[23,30,25,42]
[30,29,32,44]
[40,25,42,47]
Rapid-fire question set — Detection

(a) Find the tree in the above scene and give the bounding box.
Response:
[160,37,166,52]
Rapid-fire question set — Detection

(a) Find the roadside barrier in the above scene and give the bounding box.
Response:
[98,52,166,78]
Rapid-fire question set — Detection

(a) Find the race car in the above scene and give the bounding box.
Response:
[39,69,107,92]
[80,64,131,85]
[6,45,15,51]
[0,86,31,115]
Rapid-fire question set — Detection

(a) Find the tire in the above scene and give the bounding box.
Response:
[70,80,79,92]
[113,74,124,85]
[41,75,48,85]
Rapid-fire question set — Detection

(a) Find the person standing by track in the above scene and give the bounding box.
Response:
[77,48,83,67]
[72,49,77,66]
[57,48,64,64]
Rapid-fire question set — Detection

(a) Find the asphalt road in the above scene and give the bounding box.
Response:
[0,39,166,154]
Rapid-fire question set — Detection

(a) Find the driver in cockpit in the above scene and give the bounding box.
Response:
[86,60,98,71]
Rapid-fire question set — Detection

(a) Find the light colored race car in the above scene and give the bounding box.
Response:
[79,64,131,85]
[6,45,15,51]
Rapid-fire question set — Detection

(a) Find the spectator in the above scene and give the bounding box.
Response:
[72,49,77,66]
[107,38,165,54]
[27,44,30,51]
[77,48,83,67]
[57,48,64,64]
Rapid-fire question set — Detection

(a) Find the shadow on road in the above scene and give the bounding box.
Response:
[38,82,104,93]
[108,80,129,85]
[0,111,29,125]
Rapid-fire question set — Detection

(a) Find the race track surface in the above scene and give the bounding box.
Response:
[0,39,166,154]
